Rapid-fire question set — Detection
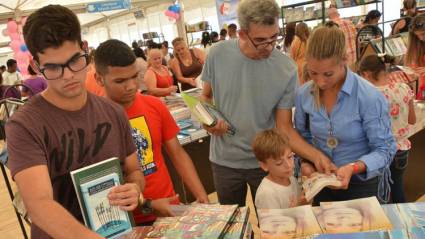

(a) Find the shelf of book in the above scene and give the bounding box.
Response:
[281,0,382,28]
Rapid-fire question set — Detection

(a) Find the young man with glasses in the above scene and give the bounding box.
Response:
[6,5,144,239]
[201,0,336,207]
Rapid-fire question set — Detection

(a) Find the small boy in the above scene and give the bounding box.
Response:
[253,129,303,209]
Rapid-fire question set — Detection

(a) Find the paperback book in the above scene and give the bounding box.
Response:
[258,205,323,239]
[181,92,236,135]
[148,204,239,239]
[71,157,133,239]
[316,197,392,234]
[302,172,342,202]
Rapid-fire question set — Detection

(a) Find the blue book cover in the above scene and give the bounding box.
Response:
[71,157,133,238]
[80,173,132,238]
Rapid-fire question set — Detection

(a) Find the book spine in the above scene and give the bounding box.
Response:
[218,208,240,239]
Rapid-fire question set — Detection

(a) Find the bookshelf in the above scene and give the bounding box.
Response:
[358,32,409,64]
[281,0,383,29]
[185,21,211,47]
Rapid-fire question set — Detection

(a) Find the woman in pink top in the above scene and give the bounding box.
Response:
[359,55,416,203]
[144,49,177,97]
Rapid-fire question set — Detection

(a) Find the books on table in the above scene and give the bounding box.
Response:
[181,92,236,135]
[70,157,133,239]
[146,204,240,239]
[302,172,342,202]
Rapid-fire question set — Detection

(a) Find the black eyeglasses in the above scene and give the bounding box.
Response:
[246,33,277,50]
[37,52,90,80]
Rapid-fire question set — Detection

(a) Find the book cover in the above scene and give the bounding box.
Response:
[382,203,425,239]
[302,172,342,202]
[71,157,133,239]
[258,205,322,239]
[151,204,238,239]
[316,197,392,234]
[181,92,236,135]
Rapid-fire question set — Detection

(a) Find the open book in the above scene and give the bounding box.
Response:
[181,92,236,135]
[70,157,133,239]
[302,172,342,202]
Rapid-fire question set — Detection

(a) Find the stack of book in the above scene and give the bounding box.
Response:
[123,204,252,239]
[258,197,425,238]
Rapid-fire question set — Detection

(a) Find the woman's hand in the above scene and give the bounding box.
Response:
[312,153,337,174]
[168,85,178,94]
[335,164,354,189]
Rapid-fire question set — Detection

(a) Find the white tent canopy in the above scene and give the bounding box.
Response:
[0,0,171,53]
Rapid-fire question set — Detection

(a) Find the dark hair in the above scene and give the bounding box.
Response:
[364,10,381,24]
[358,55,395,80]
[220,28,227,37]
[132,41,139,49]
[210,31,219,42]
[252,129,290,163]
[0,65,5,71]
[23,5,82,62]
[404,0,416,10]
[201,31,211,48]
[162,41,169,48]
[94,39,136,75]
[228,23,237,30]
[284,22,296,48]
[6,59,17,68]
[27,64,37,75]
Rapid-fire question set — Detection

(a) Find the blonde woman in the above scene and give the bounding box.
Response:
[169,37,205,91]
[144,49,177,97]
[294,25,396,205]
[290,22,309,84]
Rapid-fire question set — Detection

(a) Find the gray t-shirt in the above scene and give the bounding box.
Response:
[201,40,298,169]
[6,93,136,239]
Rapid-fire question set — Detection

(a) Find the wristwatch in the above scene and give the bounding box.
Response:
[138,194,153,215]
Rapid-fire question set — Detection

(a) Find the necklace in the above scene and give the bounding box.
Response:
[326,119,338,149]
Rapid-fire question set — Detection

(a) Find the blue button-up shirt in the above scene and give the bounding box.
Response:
[294,69,396,201]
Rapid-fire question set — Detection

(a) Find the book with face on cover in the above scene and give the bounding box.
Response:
[315,197,392,234]
[181,92,236,135]
[302,172,342,202]
[70,157,133,239]
[258,205,322,239]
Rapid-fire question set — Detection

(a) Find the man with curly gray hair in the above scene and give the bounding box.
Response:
[200,0,335,207]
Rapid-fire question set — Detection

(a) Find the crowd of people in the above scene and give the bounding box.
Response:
[1,0,425,238]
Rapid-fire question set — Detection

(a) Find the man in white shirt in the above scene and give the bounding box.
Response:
[2,59,23,85]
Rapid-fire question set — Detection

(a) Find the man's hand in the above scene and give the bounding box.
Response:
[108,183,140,211]
[203,119,228,136]
[335,164,354,189]
[151,195,179,217]
[312,153,337,174]
[196,195,210,203]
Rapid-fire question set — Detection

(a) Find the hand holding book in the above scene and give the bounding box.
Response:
[108,183,141,211]
[202,119,229,136]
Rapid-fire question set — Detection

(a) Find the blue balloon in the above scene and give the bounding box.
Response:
[20,44,28,52]
[168,5,173,11]
[173,4,180,13]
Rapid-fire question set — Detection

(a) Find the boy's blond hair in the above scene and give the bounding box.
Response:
[252,129,290,162]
